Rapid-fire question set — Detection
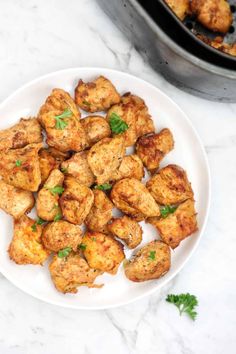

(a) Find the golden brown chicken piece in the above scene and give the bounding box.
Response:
[0,117,42,151]
[8,215,50,265]
[107,93,155,147]
[110,154,144,182]
[36,169,64,221]
[74,76,121,113]
[146,164,193,205]
[198,34,236,57]
[49,252,103,293]
[82,231,125,274]
[87,135,125,184]
[164,0,190,20]
[85,190,113,233]
[0,180,34,219]
[39,148,70,185]
[61,151,95,187]
[108,216,143,249]
[81,116,111,146]
[191,0,232,33]
[111,178,160,221]
[136,129,174,173]
[148,199,198,249]
[60,176,94,225]
[38,88,88,152]
[42,220,82,252]
[124,240,170,282]
[0,143,42,192]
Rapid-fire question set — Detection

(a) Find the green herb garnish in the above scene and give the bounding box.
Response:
[46,185,64,196]
[31,223,37,232]
[55,108,72,130]
[79,243,87,251]
[109,112,129,134]
[94,183,112,191]
[166,293,198,321]
[54,213,62,222]
[58,247,72,258]
[82,100,91,106]
[31,218,46,232]
[160,205,177,218]
[61,167,68,174]
[148,250,156,261]
[15,160,22,167]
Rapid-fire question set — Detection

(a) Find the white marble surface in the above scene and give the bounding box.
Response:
[0,0,236,353]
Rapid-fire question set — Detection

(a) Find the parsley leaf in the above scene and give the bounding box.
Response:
[31,223,37,232]
[79,243,87,251]
[54,213,62,222]
[31,218,46,232]
[166,293,198,320]
[55,108,72,130]
[46,185,64,196]
[160,205,177,218]
[94,183,112,191]
[82,100,91,106]
[15,160,22,167]
[61,167,68,174]
[58,247,72,258]
[148,250,156,261]
[109,112,129,134]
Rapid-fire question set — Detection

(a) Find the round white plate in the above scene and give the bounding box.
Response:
[0,68,210,309]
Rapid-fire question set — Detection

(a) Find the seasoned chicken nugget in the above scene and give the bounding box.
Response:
[107,93,155,147]
[38,88,88,152]
[0,143,42,191]
[74,76,121,113]
[191,0,232,33]
[108,216,142,249]
[0,180,34,219]
[81,116,111,146]
[111,178,160,221]
[83,231,125,274]
[8,215,50,265]
[198,34,236,56]
[36,169,64,221]
[136,129,174,173]
[0,117,42,151]
[124,240,170,282]
[61,151,95,187]
[164,0,190,20]
[110,154,144,182]
[49,252,103,293]
[146,164,193,205]
[148,199,197,249]
[85,190,113,233]
[42,220,82,252]
[39,148,69,185]
[60,176,94,225]
[87,135,125,184]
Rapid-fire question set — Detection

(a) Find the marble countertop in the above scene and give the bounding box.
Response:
[0,0,235,353]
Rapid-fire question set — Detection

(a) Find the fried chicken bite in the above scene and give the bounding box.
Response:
[111,178,160,221]
[81,116,111,146]
[74,76,121,113]
[191,0,232,33]
[108,216,143,249]
[124,240,170,282]
[148,199,197,249]
[36,169,64,221]
[110,154,144,182]
[49,252,103,294]
[61,151,95,187]
[60,176,94,225]
[85,190,113,233]
[136,129,174,173]
[38,88,88,152]
[82,231,125,274]
[164,0,190,20]
[0,180,34,219]
[0,117,42,151]
[198,34,236,57]
[8,215,50,265]
[87,135,125,184]
[146,164,193,205]
[107,93,155,147]
[0,143,42,191]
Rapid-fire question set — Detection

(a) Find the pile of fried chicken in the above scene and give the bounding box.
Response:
[165,0,236,56]
[0,75,197,294]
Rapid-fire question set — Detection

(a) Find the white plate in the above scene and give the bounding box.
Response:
[0,68,210,309]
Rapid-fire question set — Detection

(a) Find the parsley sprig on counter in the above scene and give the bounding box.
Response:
[166,293,198,320]
[55,108,72,130]
[109,112,128,134]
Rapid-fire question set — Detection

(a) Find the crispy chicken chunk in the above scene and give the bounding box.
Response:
[108,216,143,249]
[0,143,42,191]
[39,147,69,184]
[198,34,236,57]
[111,178,160,221]
[148,199,198,249]
[136,129,174,173]
[74,76,121,113]
[81,116,111,146]
[38,88,88,152]
[110,154,144,182]
[83,231,125,274]
[0,180,34,219]
[164,0,190,20]
[146,164,193,205]
[49,252,103,293]
[42,220,82,252]
[61,151,95,187]
[8,215,50,265]
[124,240,170,282]
[87,135,125,184]
[0,117,42,151]
[107,93,155,147]
[36,169,64,221]
[85,190,113,233]
[60,176,94,225]
[191,0,232,33]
